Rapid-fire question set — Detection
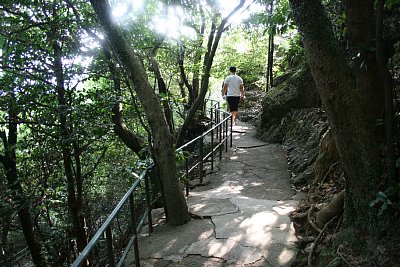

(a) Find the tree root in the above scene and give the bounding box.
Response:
[337,245,352,267]
[308,216,337,267]
[317,161,340,190]
[316,190,345,228]
[307,205,322,233]
[292,211,309,220]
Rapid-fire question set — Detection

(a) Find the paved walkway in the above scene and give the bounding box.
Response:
[124,121,301,266]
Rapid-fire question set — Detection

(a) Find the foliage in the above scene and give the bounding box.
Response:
[370,183,400,215]
[213,27,269,84]
[0,0,149,265]
[248,0,295,36]
[275,33,305,73]
[386,0,400,9]
[324,0,347,41]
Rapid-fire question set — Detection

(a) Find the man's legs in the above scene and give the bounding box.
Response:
[227,96,240,126]
[231,111,238,125]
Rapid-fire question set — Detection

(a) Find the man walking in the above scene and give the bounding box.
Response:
[222,66,245,125]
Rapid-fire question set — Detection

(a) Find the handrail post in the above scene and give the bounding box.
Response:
[199,136,204,184]
[210,104,214,129]
[219,113,223,161]
[185,156,189,196]
[144,173,153,233]
[214,109,219,138]
[129,195,140,267]
[230,116,233,147]
[225,114,228,152]
[211,127,214,170]
[106,226,116,267]
[217,102,220,139]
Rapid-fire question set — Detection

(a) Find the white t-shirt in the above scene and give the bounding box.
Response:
[224,74,243,96]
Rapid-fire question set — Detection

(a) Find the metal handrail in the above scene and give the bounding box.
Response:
[71,99,232,267]
[71,171,148,267]
[177,103,232,190]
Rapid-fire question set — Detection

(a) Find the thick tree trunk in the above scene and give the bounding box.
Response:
[91,0,190,226]
[289,0,382,233]
[345,0,384,142]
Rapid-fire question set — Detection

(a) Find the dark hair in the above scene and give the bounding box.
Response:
[229,66,236,72]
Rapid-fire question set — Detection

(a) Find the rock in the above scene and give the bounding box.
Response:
[239,86,265,126]
[267,109,328,186]
[314,129,340,184]
[273,71,294,87]
[256,63,330,189]
[257,63,321,142]
[291,165,315,186]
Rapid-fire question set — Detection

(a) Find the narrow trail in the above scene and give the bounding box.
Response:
[125,121,301,267]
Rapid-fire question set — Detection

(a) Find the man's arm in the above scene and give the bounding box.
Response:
[240,84,245,98]
[223,83,228,95]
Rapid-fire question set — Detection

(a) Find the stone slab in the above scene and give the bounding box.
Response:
[127,219,214,262]
[187,196,239,217]
[185,237,263,265]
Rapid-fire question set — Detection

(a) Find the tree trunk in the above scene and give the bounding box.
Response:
[90,0,190,226]
[1,211,11,266]
[266,1,274,91]
[191,21,205,105]
[345,0,384,143]
[178,44,194,105]
[150,49,174,134]
[0,93,45,267]
[52,41,88,253]
[289,0,382,234]
[376,0,395,183]
[267,33,274,89]
[176,0,246,147]
[100,41,146,158]
[178,5,205,108]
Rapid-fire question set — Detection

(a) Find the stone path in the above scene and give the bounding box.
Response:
[124,121,301,266]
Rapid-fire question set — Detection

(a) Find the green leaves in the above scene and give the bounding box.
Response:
[370,183,400,215]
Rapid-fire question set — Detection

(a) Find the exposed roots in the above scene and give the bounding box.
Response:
[308,216,337,267]
[307,205,322,233]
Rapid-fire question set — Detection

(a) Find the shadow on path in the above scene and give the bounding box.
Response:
[124,121,301,267]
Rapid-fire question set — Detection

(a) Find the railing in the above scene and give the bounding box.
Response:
[177,100,233,195]
[71,99,232,267]
[71,170,155,267]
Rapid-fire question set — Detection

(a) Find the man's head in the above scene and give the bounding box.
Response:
[229,66,237,73]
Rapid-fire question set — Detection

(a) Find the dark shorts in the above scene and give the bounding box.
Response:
[226,96,240,112]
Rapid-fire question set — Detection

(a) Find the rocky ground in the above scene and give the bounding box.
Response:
[239,70,347,266]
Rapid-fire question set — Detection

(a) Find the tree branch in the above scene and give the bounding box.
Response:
[83,147,108,180]
[176,0,246,146]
